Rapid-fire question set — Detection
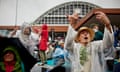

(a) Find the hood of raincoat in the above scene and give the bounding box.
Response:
[0,46,23,72]
[41,24,48,30]
[20,22,32,35]
[2,46,21,62]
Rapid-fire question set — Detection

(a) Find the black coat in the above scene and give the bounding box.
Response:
[113,63,120,72]
[0,37,37,72]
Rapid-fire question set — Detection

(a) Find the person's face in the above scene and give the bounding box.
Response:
[93,26,99,30]
[3,51,15,62]
[23,27,31,35]
[78,30,91,44]
[60,43,64,48]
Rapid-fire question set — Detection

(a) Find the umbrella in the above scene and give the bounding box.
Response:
[0,37,37,72]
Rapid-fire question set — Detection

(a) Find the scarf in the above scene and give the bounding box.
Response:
[4,61,15,72]
[79,46,91,72]
[0,61,23,72]
[79,46,88,65]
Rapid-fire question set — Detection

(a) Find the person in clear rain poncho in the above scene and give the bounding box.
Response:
[9,22,39,57]
[64,11,114,72]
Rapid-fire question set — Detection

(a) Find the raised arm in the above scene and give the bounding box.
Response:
[95,11,112,33]
[95,11,114,49]
[64,25,77,52]
[64,12,79,52]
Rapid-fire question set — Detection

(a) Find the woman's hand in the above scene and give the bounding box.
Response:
[95,11,112,33]
[66,12,79,28]
[95,11,110,26]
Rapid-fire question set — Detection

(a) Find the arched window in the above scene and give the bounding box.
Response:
[33,1,101,25]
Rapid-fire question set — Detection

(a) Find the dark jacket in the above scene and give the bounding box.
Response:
[0,37,37,72]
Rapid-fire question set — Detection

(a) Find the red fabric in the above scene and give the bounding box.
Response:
[39,24,48,51]
[4,61,15,72]
[34,28,39,33]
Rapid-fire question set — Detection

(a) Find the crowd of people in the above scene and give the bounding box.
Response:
[0,11,120,72]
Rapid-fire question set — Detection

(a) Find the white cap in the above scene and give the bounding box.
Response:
[58,40,64,45]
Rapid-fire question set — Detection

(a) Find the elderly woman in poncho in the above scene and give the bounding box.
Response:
[9,22,39,57]
[64,11,114,72]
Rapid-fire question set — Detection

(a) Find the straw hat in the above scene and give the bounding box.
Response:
[75,27,95,42]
